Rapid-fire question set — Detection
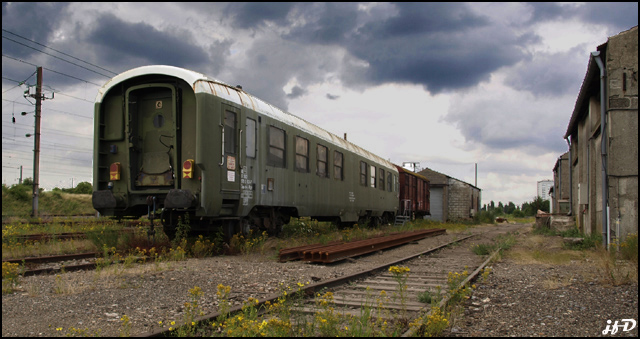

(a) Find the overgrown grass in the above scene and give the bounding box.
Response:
[532,226,602,250]
[152,267,468,337]
[2,188,95,219]
[506,226,637,286]
[471,233,517,255]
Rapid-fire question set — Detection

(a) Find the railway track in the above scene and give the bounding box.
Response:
[140,223,528,337]
[4,252,100,276]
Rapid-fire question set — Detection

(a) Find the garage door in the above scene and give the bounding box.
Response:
[425,187,443,221]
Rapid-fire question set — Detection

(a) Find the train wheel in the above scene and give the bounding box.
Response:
[222,220,242,241]
[161,209,177,240]
[370,216,382,228]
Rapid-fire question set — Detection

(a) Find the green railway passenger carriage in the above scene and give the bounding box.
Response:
[92,65,400,238]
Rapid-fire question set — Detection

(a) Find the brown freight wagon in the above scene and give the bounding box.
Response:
[395,165,430,219]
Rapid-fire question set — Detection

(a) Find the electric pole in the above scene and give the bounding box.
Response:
[24,67,44,217]
[24,67,53,217]
[32,67,42,217]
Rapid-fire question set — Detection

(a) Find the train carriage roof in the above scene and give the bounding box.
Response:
[396,166,430,183]
[96,65,397,172]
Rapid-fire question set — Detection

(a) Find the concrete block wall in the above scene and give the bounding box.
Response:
[448,179,472,220]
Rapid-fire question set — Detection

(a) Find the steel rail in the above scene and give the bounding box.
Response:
[308,229,446,263]
[3,252,99,265]
[401,246,502,337]
[137,232,477,337]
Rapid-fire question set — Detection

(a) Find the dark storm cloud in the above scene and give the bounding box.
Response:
[86,13,210,70]
[223,2,296,29]
[576,2,638,33]
[362,2,488,37]
[248,3,529,95]
[1,2,70,58]
[504,46,586,97]
[207,39,233,76]
[344,3,526,93]
[284,3,360,45]
[223,35,342,110]
[445,91,572,155]
[2,2,74,88]
[286,85,307,99]
[326,93,340,100]
[524,2,568,24]
[525,2,638,33]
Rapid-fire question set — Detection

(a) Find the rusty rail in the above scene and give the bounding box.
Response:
[278,240,343,262]
[279,228,446,263]
[307,229,446,263]
[3,252,99,265]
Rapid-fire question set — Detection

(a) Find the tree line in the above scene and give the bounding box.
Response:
[481,196,550,218]
[2,178,92,202]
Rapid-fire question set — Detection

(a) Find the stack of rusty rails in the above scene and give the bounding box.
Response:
[302,228,446,263]
[278,231,424,262]
[279,241,343,262]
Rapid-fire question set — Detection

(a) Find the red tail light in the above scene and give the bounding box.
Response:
[183,159,194,179]
[110,162,121,180]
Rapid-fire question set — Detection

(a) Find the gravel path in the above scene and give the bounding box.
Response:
[3,225,489,337]
[446,229,639,337]
[2,223,637,337]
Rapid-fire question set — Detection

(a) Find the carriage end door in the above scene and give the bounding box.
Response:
[221,104,241,194]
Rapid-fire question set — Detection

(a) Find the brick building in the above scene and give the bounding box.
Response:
[417,167,481,222]
[563,26,638,245]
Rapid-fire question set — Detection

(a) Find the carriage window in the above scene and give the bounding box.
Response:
[295,136,309,172]
[246,118,256,158]
[360,161,367,186]
[334,151,343,180]
[370,165,377,188]
[317,144,328,178]
[268,126,286,168]
[387,173,392,192]
[379,168,385,190]
[224,110,236,154]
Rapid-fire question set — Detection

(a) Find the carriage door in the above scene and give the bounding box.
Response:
[221,104,241,194]
[127,84,177,189]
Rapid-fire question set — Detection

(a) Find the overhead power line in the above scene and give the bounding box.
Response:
[2,54,102,86]
[2,70,37,93]
[3,35,113,78]
[2,28,117,76]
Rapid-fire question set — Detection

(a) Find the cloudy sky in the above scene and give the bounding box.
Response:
[2,2,637,207]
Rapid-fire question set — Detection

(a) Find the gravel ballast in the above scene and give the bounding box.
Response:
[2,223,637,337]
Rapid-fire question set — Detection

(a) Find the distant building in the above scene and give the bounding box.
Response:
[563,26,638,245]
[537,180,553,202]
[417,167,481,222]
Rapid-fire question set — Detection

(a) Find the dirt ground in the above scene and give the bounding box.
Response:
[446,225,638,337]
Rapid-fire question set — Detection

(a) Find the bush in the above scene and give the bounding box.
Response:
[281,217,336,238]
[7,184,31,202]
[512,209,524,218]
[619,233,637,263]
[474,210,495,224]
[74,182,93,194]
[471,243,495,255]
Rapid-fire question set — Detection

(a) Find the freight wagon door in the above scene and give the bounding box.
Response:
[220,104,241,194]
[126,84,177,188]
